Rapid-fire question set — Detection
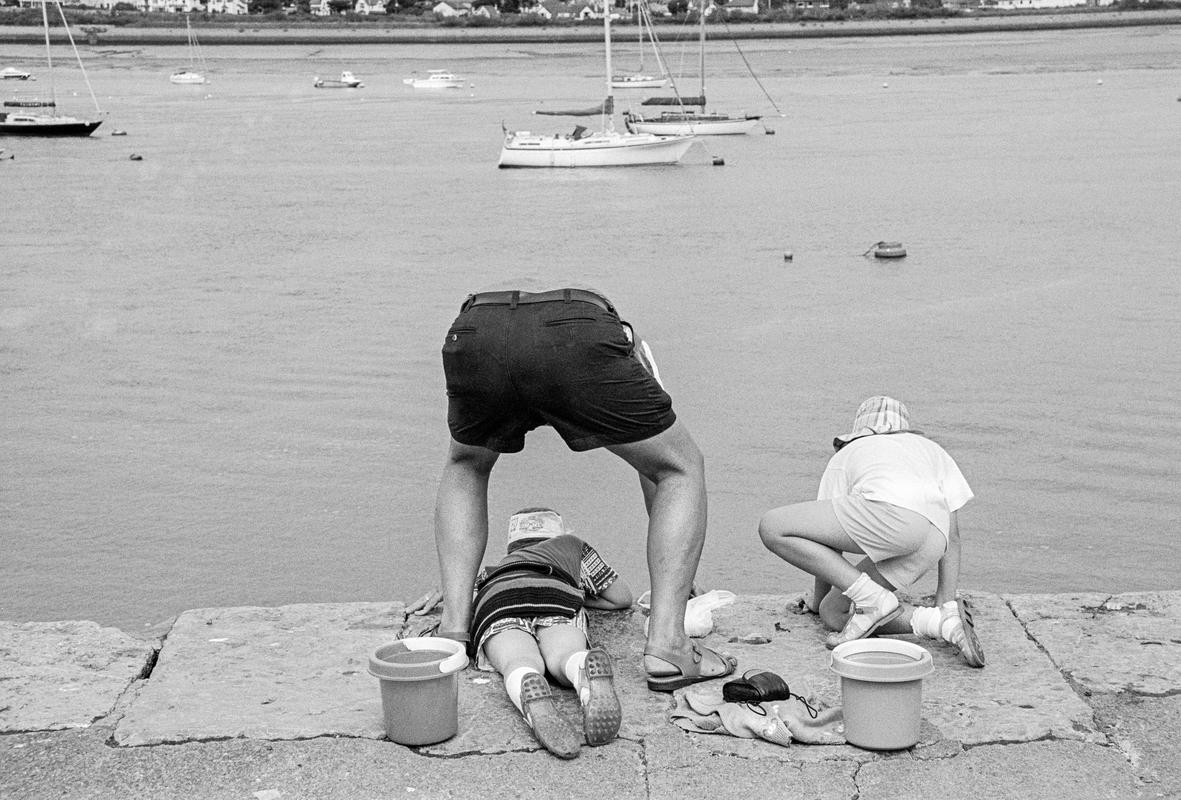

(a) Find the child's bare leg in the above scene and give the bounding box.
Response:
[810,577,831,614]
[484,628,545,681]
[538,623,621,746]
[536,623,589,686]
[817,585,850,632]
[758,500,864,589]
[484,628,580,759]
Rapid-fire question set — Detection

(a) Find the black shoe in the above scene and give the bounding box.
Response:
[722,669,791,704]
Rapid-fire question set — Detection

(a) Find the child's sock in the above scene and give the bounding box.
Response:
[562,651,588,703]
[910,606,942,638]
[843,573,895,614]
[504,666,541,714]
[939,600,962,641]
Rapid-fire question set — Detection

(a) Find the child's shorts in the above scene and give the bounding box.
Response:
[830,494,946,589]
[475,610,588,671]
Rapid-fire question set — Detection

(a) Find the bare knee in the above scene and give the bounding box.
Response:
[758,510,797,550]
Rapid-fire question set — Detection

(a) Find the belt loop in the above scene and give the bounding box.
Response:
[563,288,572,304]
[461,293,475,313]
[510,290,519,310]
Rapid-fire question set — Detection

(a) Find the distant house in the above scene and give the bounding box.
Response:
[207,0,248,13]
[137,0,203,12]
[471,2,500,17]
[355,0,388,12]
[524,0,619,19]
[433,0,465,15]
[310,0,331,14]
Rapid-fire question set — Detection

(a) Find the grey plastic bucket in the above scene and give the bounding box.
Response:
[829,639,933,750]
[368,637,469,746]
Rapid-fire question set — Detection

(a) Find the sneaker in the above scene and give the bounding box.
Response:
[579,647,622,746]
[942,598,986,668]
[519,672,580,759]
[825,592,902,649]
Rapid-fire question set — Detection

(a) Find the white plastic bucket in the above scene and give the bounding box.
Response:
[368,637,469,745]
[829,639,933,750]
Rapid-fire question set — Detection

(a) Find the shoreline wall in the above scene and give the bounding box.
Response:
[0,8,1178,46]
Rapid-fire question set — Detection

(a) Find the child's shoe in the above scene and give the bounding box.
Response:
[520,672,581,759]
[941,598,986,668]
[825,575,901,649]
[579,647,622,746]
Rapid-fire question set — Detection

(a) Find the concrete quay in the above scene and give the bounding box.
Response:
[2,590,1179,800]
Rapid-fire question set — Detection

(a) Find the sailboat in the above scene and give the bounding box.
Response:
[610,0,668,89]
[624,0,761,136]
[0,0,103,138]
[497,0,694,169]
[170,15,208,85]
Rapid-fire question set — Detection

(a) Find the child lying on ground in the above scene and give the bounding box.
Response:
[419,507,634,758]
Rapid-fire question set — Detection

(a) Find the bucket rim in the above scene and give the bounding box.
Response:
[369,637,469,681]
[828,639,933,683]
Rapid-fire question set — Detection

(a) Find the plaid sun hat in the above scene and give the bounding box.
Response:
[833,395,920,450]
[506,508,566,548]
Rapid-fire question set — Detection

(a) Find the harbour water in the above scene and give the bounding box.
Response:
[2,26,1179,635]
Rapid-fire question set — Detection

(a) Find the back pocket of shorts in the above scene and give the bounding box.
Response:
[542,316,597,327]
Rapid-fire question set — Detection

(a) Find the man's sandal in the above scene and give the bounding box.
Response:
[943,598,986,668]
[580,647,622,746]
[644,642,737,692]
[520,673,581,759]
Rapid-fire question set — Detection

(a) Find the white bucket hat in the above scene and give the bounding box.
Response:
[507,508,566,548]
[833,395,920,450]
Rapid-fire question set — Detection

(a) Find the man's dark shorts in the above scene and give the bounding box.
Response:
[442,289,676,453]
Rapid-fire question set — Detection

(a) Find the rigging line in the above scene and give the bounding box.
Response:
[721,15,784,116]
[55,0,102,114]
[634,2,688,112]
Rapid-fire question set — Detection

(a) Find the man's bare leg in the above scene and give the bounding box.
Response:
[609,422,729,678]
[433,439,499,639]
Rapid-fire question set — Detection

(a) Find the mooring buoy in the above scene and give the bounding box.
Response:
[869,241,906,259]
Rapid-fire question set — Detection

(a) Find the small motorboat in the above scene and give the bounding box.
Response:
[610,72,668,89]
[2,67,32,80]
[402,70,465,90]
[170,70,206,85]
[314,71,363,89]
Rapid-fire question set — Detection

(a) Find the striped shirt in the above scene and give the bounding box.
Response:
[469,534,619,652]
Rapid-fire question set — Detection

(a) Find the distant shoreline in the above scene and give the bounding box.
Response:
[1,8,1178,46]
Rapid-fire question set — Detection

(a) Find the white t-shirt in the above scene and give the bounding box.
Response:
[817,432,973,538]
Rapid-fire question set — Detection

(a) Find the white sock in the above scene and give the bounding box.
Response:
[504,666,540,714]
[843,573,895,613]
[939,601,961,640]
[910,606,942,638]
[563,651,588,703]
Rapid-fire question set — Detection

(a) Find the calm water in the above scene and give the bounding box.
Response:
[3,27,1179,635]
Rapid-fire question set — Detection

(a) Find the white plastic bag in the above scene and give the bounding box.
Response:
[636,589,736,638]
